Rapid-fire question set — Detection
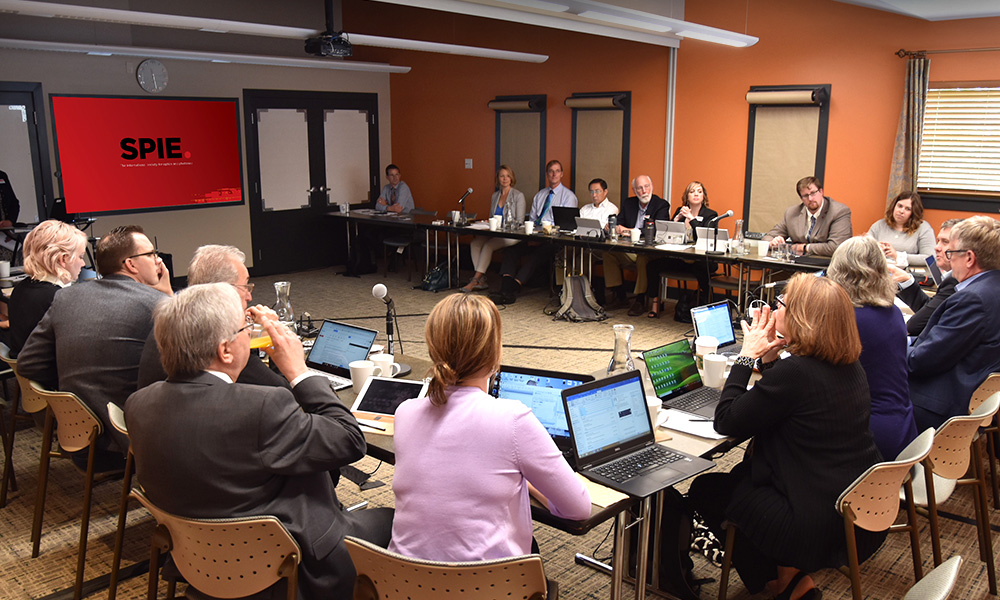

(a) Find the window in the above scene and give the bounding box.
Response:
[918,86,1000,201]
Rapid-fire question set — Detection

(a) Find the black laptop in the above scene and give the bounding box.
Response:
[642,339,722,418]
[305,319,379,390]
[490,365,594,453]
[561,370,714,498]
[550,206,580,233]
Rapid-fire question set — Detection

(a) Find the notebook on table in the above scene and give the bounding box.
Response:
[305,319,379,390]
[691,301,743,356]
[490,365,595,452]
[642,339,722,418]
[561,370,714,498]
[550,206,581,233]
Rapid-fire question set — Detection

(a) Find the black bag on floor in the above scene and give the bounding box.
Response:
[624,487,701,600]
[418,261,452,292]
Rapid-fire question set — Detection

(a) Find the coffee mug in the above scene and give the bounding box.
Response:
[703,353,728,388]
[489,216,500,231]
[349,360,378,393]
[524,221,534,234]
[0,260,9,278]
[694,335,719,370]
[646,395,662,431]
[630,228,641,244]
[370,353,402,378]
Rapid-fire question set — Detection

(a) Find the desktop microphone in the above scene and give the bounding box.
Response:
[706,210,734,255]
[710,210,734,224]
[457,188,473,204]
[372,283,393,309]
[372,283,397,355]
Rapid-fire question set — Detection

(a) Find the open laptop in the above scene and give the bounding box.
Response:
[694,226,729,251]
[575,216,605,240]
[551,206,580,233]
[655,220,687,244]
[561,370,714,498]
[642,339,722,418]
[691,301,742,356]
[925,255,944,286]
[305,319,379,390]
[490,366,594,452]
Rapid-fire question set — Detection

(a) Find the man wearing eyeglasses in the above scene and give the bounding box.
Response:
[907,215,1000,430]
[765,176,853,256]
[17,225,173,469]
[136,244,290,390]
[890,218,963,336]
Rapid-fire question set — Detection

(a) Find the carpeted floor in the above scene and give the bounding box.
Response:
[0,266,997,599]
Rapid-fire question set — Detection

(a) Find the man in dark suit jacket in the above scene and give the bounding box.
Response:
[765,176,852,256]
[137,244,289,390]
[126,283,392,600]
[908,216,1000,430]
[604,174,671,314]
[893,218,963,336]
[18,225,172,464]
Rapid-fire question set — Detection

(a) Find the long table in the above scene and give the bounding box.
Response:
[339,353,734,600]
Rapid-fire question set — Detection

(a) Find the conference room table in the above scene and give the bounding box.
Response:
[338,353,735,600]
[326,208,827,309]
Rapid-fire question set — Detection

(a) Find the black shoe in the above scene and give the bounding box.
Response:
[604,296,628,310]
[627,297,647,316]
[489,292,517,305]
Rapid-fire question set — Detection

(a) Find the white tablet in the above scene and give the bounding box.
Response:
[350,376,429,422]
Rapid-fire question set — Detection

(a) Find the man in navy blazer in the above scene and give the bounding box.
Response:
[907,215,1000,430]
[893,218,963,336]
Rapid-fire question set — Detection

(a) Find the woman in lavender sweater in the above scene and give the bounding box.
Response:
[389,294,591,561]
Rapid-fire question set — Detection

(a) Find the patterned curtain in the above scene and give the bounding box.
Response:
[886,57,930,205]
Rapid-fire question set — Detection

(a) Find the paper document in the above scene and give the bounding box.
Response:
[661,409,728,440]
[655,243,694,251]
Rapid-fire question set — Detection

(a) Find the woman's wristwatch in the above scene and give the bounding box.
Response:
[734,355,756,369]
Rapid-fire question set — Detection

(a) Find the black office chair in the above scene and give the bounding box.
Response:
[383,207,437,280]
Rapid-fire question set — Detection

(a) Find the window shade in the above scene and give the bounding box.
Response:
[918,87,1000,194]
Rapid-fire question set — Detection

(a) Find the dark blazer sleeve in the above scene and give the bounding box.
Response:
[713,363,796,438]
[904,277,957,337]
[0,170,20,224]
[907,289,986,376]
[15,307,59,389]
[648,196,671,221]
[256,376,366,475]
[238,356,292,389]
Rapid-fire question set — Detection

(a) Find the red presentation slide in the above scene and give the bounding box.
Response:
[52,95,243,214]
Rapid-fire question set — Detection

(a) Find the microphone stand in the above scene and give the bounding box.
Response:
[383,297,396,355]
[706,216,725,256]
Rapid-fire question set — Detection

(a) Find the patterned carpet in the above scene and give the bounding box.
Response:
[0,266,996,599]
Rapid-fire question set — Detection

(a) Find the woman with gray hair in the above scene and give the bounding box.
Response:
[828,236,917,459]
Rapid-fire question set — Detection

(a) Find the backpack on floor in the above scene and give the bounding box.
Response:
[548,274,608,322]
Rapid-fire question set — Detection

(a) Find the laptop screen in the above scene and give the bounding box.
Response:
[691,302,737,347]
[642,340,704,401]
[307,320,378,373]
[491,367,593,440]
[550,206,580,230]
[563,372,651,462]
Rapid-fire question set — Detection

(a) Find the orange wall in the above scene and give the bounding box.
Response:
[677,0,1000,232]
[343,1,672,212]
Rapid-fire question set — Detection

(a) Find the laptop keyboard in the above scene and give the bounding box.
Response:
[664,386,719,412]
[308,369,352,391]
[593,445,683,483]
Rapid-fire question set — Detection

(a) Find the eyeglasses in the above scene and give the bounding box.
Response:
[771,294,786,311]
[944,249,970,260]
[232,314,254,338]
[799,189,823,200]
[232,282,255,294]
[122,250,159,264]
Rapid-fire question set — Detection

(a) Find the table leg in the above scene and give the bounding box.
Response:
[635,497,652,600]
[612,509,627,600]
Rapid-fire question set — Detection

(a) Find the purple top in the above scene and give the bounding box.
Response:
[389,386,592,561]
[855,305,918,459]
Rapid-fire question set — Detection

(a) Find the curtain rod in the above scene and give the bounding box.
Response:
[897,47,1000,58]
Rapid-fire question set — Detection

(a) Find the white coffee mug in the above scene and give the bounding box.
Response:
[757,240,770,257]
[694,335,719,370]
[703,353,728,388]
[646,395,662,431]
[450,210,460,223]
[524,221,534,234]
[369,353,402,378]
[489,217,500,231]
[0,260,9,278]
[349,360,378,393]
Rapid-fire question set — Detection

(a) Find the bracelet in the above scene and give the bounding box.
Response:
[734,356,755,369]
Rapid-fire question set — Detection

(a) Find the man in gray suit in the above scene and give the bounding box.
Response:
[765,176,853,256]
[136,244,289,390]
[125,284,392,600]
[18,225,172,466]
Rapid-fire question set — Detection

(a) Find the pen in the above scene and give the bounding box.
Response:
[690,419,714,422]
[359,422,387,431]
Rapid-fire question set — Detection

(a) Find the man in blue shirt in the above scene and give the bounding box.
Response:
[375,164,414,214]
[491,160,577,304]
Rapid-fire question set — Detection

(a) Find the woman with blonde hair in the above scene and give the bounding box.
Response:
[866,191,935,266]
[687,274,884,600]
[389,293,590,561]
[8,219,88,355]
[828,236,917,460]
[461,165,526,292]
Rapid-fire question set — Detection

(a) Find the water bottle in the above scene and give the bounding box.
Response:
[643,215,656,246]
[734,219,746,255]
[608,214,618,242]
[503,202,512,231]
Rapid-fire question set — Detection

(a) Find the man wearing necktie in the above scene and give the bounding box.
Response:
[491,160,578,305]
[765,176,852,256]
[375,164,415,214]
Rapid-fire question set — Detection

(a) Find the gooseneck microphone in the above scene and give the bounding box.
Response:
[706,210,735,256]
[372,283,396,354]
[458,188,473,204]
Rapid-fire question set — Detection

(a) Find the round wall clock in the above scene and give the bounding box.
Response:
[136,59,168,93]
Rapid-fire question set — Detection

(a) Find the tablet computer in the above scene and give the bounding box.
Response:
[351,377,429,423]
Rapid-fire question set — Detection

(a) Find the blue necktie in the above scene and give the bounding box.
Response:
[806,215,816,242]
[536,189,554,226]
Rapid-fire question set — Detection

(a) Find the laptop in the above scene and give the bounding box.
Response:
[490,366,594,452]
[574,216,605,240]
[925,255,944,286]
[561,370,714,498]
[691,301,742,356]
[551,206,581,233]
[655,220,687,244]
[642,339,722,418]
[695,226,729,251]
[305,319,379,390]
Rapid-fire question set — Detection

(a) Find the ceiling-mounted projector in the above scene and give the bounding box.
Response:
[305,32,352,57]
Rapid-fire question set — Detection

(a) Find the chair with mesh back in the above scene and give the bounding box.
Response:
[383,208,438,280]
[131,488,301,600]
[968,373,1000,507]
[918,392,1000,594]
[29,381,104,600]
[345,535,554,600]
[0,342,49,507]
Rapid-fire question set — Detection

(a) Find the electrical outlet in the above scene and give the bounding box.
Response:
[465,158,473,169]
